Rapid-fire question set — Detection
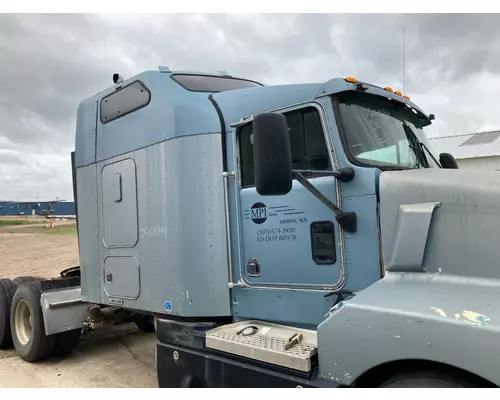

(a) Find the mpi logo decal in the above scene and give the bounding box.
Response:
[244,203,306,225]
[250,202,267,224]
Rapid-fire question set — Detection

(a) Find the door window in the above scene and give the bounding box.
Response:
[239,107,332,187]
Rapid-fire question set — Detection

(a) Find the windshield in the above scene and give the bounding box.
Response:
[333,92,440,169]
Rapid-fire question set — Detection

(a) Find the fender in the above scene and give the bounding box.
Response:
[316,271,500,386]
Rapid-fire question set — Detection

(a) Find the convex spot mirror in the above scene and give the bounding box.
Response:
[439,152,459,169]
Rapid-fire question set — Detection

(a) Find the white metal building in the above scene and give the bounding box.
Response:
[429,130,500,170]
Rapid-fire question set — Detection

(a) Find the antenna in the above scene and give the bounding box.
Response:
[402,26,406,94]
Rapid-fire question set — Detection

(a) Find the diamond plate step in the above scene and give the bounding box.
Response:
[205,320,317,372]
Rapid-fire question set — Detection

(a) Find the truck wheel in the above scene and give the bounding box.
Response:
[0,279,17,349]
[52,329,81,356]
[10,281,55,362]
[133,314,156,333]
[379,371,471,388]
[13,276,43,285]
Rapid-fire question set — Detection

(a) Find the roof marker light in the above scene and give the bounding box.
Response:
[403,95,410,100]
[345,77,358,83]
[394,91,403,96]
[384,87,394,93]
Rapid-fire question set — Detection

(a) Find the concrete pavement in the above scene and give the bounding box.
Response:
[0,324,158,388]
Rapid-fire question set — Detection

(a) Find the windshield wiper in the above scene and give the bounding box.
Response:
[420,142,442,168]
[402,123,429,168]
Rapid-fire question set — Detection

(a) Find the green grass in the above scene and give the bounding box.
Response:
[0,219,35,227]
[45,225,77,235]
[0,218,77,235]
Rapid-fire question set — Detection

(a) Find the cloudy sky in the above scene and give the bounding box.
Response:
[0,13,499,201]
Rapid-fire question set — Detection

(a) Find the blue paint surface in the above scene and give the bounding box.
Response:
[232,287,339,329]
[212,83,321,125]
[238,177,342,288]
[75,97,97,168]
[219,88,384,328]
[73,68,431,328]
[95,71,221,164]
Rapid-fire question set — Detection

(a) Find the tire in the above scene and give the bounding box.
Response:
[13,276,43,285]
[52,328,81,356]
[0,279,17,349]
[10,281,55,362]
[379,371,472,388]
[133,314,156,333]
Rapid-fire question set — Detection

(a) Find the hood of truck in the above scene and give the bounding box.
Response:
[378,168,500,279]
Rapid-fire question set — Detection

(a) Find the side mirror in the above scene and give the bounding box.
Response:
[252,113,292,196]
[439,152,459,169]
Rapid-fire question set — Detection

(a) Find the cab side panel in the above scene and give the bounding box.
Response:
[77,163,101,302]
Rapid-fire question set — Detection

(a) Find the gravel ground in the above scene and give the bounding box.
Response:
[0,324,158,388]
[0,220,158,388]
[0,221,79,279]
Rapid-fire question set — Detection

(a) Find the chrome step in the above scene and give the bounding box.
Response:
[205,320,317,372]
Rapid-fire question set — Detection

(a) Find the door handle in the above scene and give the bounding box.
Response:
[113,173,122,203]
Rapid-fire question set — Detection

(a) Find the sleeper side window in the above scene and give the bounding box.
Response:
[239,107,332,188]
[100,81,151,124]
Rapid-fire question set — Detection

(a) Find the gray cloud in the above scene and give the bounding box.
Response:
[0,150,23,166]
[0,13,499,200]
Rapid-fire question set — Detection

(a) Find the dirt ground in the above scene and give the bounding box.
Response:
[0,218,158,388]
[0,220,79,280]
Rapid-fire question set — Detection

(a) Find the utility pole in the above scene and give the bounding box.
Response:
[402,26,406,95]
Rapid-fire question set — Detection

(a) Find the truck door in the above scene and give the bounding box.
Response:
[236,104,344,290]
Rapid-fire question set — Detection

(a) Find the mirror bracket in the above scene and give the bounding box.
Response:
[292,171,357,233]
[293,167,355,183]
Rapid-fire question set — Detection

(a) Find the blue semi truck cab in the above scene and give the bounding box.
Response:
[2,66,499,389]
[74,68,500,388]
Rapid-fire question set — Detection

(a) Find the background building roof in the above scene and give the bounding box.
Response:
[429,130,500,159]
